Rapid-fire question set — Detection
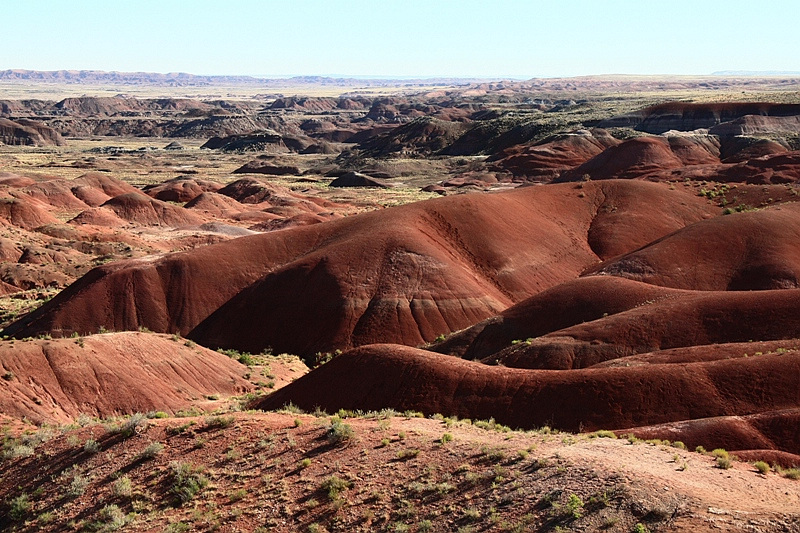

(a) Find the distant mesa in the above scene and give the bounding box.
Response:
[0,118,64,146]
[201,130,313,153]
[599,102,800,134]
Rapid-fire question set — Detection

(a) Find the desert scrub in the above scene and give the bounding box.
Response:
[204,415,235,429]
[754,461,771,474]
[138,441,164,460]
[320,475,351,500]
[169,461,208,505]
[67,474,89,498]
[111,412,148,438]
[83,438,101,454]
[326,418,355,444]
[112,476,133,497]
[8,493,31,521]
[711,448,729,459]
[299,458,312,469]
[396,448,421,460]
[440,433,453,444]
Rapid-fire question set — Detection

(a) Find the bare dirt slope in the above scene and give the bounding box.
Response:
[3,180,717,358]
[0,332,252,424]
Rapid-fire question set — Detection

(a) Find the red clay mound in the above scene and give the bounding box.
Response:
[251,344,800,454]
[143,178,223,203]
[488,129,620,180]
[0,196,59,230]
[68,207,128,227]
[494,288,800,369]
[0,332,252,424]
[70,185,112,207]
[715,152,800,184]
[73,172,140,198]
[559,135,720,181]
[3,181,715,357]
[434,277,680,360]
[587,203,800,290]
[0,173,35,188]
[101,192,206,226]
[12,179,90,210]
[184,191,247,214]
[590,340,800,368]
[621,409,800,461]
[217,178,297,205]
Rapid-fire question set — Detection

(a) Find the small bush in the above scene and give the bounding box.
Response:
[229,489,247,502]
[440,433,453,444]
[695,445,707,454]
[139,441,164,460]
[633,524,650,533]
[716,456,732,470]
[8,493,31,521]
[204,415,235,430]
[112,476,132,497]
[113,413,148,438]
[299,458,312,469]
[754,461,771,475]
[783,468,800,480]
[711,448,729,460]
[169,461,208,505]
[326,420,355,444]
[320,475,351,500]
[83,439,101,454]
[396,448,420,460]
[97,504,126,528]
[67,474,89,498]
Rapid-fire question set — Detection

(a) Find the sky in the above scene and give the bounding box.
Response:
[3,0,799,79]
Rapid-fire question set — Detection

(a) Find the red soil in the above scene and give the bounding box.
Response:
[101,192,206,226]
[489,129,620,179]
[251,343,800,455]
[0,332,252,424]
[587,203,800,290]
[3,180,716,357]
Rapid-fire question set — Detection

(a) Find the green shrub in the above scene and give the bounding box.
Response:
[783,468,800,480]
[83,439,100,454]
[169,461,208,505]
[716,456,732,469]
[711,448,729,460]
[299,458,312,469]
[204,415,235,430]
[8,493,31,521]
[67,474,89,498]
[754,461,770,474]
[112,476,132,497]
[326,420,355,444]
[396,448,420,460]
[440,433,453,444]
[138,441,164,460]
[320,475,351,500]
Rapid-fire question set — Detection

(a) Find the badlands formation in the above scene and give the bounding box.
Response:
[1,74,800,531]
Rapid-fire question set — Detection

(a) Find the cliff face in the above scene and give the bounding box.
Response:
[0,117,65,146]
[599,102,800,134]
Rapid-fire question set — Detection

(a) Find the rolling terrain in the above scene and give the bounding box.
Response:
[2,73,800,531]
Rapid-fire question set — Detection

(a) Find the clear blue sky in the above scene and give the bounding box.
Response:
[3,0,798,78]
